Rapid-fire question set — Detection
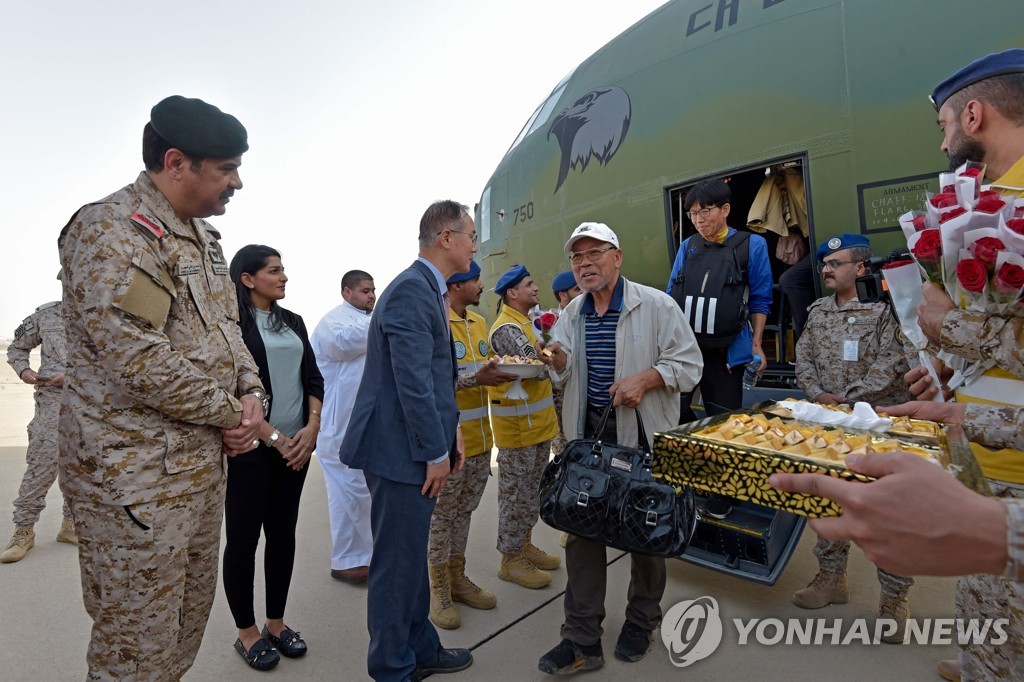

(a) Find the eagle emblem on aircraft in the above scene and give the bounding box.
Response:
[547,86,631,193]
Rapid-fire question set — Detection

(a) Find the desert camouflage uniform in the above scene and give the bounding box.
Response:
[58,171,263,681]
[550,387,569,456]
[796,294,915,596]
[489,314,557,555]
[6,301,71,527]
[938,309,1024,681]
[795,296,916,406]
[428,453,491,565]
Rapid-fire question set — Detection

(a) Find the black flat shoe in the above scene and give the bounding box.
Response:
[234,637,280,671]
[262,625,308,658]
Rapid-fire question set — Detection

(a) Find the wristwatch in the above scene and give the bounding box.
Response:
[246,389,270,416]
[265,429,281,449]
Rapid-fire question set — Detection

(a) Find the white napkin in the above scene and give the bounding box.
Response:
[776,401,893,433]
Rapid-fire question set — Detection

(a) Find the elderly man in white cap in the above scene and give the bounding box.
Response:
[535,222,702,675]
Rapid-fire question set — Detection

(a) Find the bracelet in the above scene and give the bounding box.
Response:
[309,410,321,419]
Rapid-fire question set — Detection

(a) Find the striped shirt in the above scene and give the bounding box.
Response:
[581,277,624,408]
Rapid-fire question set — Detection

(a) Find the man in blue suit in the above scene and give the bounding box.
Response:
[341,200,477,681]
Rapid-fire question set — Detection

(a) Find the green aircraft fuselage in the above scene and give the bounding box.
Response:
[474,0,1023,315]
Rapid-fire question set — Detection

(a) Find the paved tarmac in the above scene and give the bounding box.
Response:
[0,355,957,681]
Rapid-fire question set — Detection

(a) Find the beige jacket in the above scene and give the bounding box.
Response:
[550,277,703,446]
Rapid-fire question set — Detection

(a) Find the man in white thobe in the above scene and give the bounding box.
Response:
[311,270,376,584]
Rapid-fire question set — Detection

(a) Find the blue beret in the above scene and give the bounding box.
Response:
[447,259,481,285]
[551,270,576,293]
[494,264,530,297]
[930,49,1024,110]
[150,95,249,158]
[816,233,870,262]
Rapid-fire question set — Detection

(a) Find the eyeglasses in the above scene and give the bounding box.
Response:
[438,229,478,244]
[569,245,616,265]
[684,206,721,221]
[819,259,858,271]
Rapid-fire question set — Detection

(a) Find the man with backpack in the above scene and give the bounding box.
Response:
[667,178,773,518]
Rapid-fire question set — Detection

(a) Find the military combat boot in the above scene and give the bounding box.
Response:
[878,593,910,644]
[523,530,561,570]
[0,526,35,564]
[792,570,850,609]
[428,562,460,629]
[56,518,78,545]
[936,659,961,681]
[448,555,496,610]
[499,552,552,589]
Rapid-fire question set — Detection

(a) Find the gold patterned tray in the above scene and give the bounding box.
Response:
[652,408,988,518]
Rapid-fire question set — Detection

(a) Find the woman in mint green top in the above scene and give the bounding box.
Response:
[224,245,324,671]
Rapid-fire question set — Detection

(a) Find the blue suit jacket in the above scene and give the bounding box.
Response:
[340,260,458,485]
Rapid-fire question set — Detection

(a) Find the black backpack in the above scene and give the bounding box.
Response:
[670,231,751,349]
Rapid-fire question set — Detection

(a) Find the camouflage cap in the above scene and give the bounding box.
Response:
[150,95,249,158]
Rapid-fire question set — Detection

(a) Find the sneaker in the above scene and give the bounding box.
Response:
[700,494,732,520]
[538,639,603,675]
[56,518,78,545]
[877,593,909,645]
[792,571,850,609]
[614,621,654,663]
[0,526,35,564]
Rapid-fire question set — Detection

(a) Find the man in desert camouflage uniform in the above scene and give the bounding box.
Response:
[488,265,562,590]
[1,295,76,563]
[548,270,582,458]
[58,96,266,681]
[792,233,916,643]
[427,260,516,629]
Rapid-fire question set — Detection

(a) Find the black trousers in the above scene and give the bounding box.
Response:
[561,407,667,645]
[679,346,744,424]
[222,444,308,629]
[780,254,815,342]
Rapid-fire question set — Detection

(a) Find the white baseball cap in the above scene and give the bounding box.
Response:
[564,222,620,253]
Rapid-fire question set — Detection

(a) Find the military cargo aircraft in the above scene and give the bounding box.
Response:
[474,0,1023,383]
[473,0,1023,583]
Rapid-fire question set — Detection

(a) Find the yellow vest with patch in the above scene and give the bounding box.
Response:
[487,307,559,448]
[956,158,1024,484]
[450,309,493,458]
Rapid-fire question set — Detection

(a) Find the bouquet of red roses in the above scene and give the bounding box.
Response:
[907,228,944,287]
[529,307,559,344]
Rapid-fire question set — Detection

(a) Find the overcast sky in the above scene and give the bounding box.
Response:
[1,0,666,338]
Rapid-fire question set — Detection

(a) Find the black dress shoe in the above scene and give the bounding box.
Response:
[262,625,308,658]
[416,646,473,675]
[234,637,280,671]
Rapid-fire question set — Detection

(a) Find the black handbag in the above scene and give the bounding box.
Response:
[539,405,696,557]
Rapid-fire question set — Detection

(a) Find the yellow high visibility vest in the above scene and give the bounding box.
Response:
[450,308,493,458]
[487,306,559,448]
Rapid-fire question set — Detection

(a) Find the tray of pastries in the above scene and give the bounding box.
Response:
[652,405,987,518]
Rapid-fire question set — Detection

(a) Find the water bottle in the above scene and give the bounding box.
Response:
[742,355,761,390]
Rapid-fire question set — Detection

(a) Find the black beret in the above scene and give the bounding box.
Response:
[150,95,249,158]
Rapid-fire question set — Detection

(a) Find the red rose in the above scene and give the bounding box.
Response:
[979,190,1001,201]
[972,236,1005,270]
[911,215,927,232]
[1008,218,1024,235]
[911,229,943,263]
[956,258,987,293]
[539,312,557,330]
[960,167,982,178]
[938,207,967,224]
[974,197,1005,214]
[996,262,1024,294]
[930,193,958,209]
[941,184,955,194]
[882,259,915,270]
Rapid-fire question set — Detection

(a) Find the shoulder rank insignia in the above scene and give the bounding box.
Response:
[131,210,165,240]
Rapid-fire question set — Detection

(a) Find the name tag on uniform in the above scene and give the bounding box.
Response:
[843,339,859,361]
[212,264,230,275]
[177,261,202,276]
